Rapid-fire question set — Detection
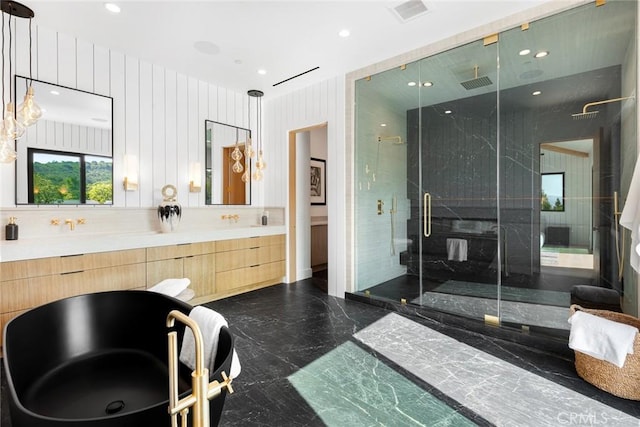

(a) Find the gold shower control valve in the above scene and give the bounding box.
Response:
[377,200,384,215]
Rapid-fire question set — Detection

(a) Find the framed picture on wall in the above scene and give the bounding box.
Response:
[310,158,326,205]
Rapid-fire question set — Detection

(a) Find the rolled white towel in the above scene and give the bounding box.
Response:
[568,310,638,368]
[148,278,191,297]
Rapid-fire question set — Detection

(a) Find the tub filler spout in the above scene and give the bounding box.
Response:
[167,310,234,427]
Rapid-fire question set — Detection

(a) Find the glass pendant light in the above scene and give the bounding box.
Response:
[1,102,24,140]
[0,134,16,163]
[247,89,265,181]
[16,17,41,127]
[230,128,243,173]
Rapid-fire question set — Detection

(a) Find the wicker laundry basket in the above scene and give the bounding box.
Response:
[569,304,640,400]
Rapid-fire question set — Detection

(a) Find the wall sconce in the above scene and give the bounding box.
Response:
[123,154,138,191]
[189,162,202,192]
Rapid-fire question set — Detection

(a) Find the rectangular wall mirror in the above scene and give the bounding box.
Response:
[15,76,113,205]
[205,120,251,205]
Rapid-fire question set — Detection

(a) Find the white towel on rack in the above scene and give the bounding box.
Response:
[620,155,640,273]
[180,306,241,379]
[568,310,638,368]
[446,238,468,262]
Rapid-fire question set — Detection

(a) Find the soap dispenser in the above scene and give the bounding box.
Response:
[6,216,18,240]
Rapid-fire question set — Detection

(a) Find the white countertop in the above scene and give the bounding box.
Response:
[0,225,286,262]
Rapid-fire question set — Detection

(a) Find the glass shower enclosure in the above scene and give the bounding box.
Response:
[354,0,638,336]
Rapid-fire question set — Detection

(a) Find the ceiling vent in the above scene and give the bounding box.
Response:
[392,0,429,23]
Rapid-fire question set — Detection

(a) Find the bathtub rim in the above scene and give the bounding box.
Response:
[2,290,234,424]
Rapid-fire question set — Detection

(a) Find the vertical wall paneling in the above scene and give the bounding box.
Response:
[93,45,110,97]
[125,56,141,207]
[265,76,346,296]
[187,77,200,206]
[110,51,126,206]
[56,32,76,88]
[36,26,57,83]
[75,40,94,92]
[164,70,178,194]
[138,61,154,207]
[176,73,189,201]
[151,65,166,202]
[4,26,255,212]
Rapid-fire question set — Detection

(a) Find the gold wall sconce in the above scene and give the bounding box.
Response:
[123,154,138,191]
[189,162,202,192]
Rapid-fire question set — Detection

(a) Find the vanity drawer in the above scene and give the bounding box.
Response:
[215,261,285,292]
[215,243,285,272]
[147,241,217,261]
[1,248,146,280]
[216,234,284,252]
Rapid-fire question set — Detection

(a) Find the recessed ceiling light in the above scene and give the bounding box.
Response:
[422,81,433,87]
[50,90,60,95]
[407,81,417,87]
[534,51,549,58]
[104,3,120,13]
[257,69,267,75]
[444,110,452,114]
[519,49,531,56]
[380,123,387,127]
[338,29,350,38]
[532,90,542,96]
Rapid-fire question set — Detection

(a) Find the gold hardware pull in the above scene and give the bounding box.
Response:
[423,193,431,237]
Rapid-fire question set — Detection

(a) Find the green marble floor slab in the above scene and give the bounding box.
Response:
[288,341,476,427]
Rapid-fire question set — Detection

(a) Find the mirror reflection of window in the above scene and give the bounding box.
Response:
[28,149,113,205]
[541,172,565,212]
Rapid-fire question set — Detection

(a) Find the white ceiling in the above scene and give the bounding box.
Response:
[27,0,551,100]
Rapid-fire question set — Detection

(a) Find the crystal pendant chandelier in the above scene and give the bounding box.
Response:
[247,89,265,181]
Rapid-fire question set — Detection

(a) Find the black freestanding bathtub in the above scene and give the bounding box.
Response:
[2,291,234,427]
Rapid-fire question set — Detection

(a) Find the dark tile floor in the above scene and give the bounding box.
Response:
[2,280,640,426]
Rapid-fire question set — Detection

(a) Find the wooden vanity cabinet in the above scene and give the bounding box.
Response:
[215,235,285,295]
[146,241,217,301]
[0,248,146,347]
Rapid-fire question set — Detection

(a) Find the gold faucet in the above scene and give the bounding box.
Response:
[166,310,234,427]
[221,214,239,223]
[64,219,75,230]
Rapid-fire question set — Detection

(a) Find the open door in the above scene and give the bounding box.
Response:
[222,146,246,205]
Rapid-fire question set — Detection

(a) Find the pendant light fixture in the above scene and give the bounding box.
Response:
[231,127,244,174]
[0,0,40,163]
[248,89,265,181]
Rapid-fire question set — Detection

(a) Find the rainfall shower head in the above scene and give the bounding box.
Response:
[572,95,635,120]
[460,65,492,90]
[377,136,403,145]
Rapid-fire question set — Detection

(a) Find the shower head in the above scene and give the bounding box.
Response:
[378,136,403,145]
[460,65,492,90]
[572,95,635,120]
[572,110,599,120]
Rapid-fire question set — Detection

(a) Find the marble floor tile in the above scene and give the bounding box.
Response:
[355,312,639,427]
[289,341,476,426]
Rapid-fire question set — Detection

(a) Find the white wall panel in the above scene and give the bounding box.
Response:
[4,25,259,212]
[265,76,346,297]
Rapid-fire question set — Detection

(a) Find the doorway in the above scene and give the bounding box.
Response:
[287,123,328,292]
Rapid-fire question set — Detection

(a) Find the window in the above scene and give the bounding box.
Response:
[28,149,113,204]
[541,172,564,212]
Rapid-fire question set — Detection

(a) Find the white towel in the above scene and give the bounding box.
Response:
[180,306,241,379]
[568,310,638,368]
[620,154,640,272]
[148,278,191,297]
[446,238,468,261]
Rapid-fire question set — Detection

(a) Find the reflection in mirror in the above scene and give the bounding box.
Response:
[205,120,251,205]
[15,76,113,205]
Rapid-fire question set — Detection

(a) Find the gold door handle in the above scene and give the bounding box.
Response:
[423,192,431,237]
